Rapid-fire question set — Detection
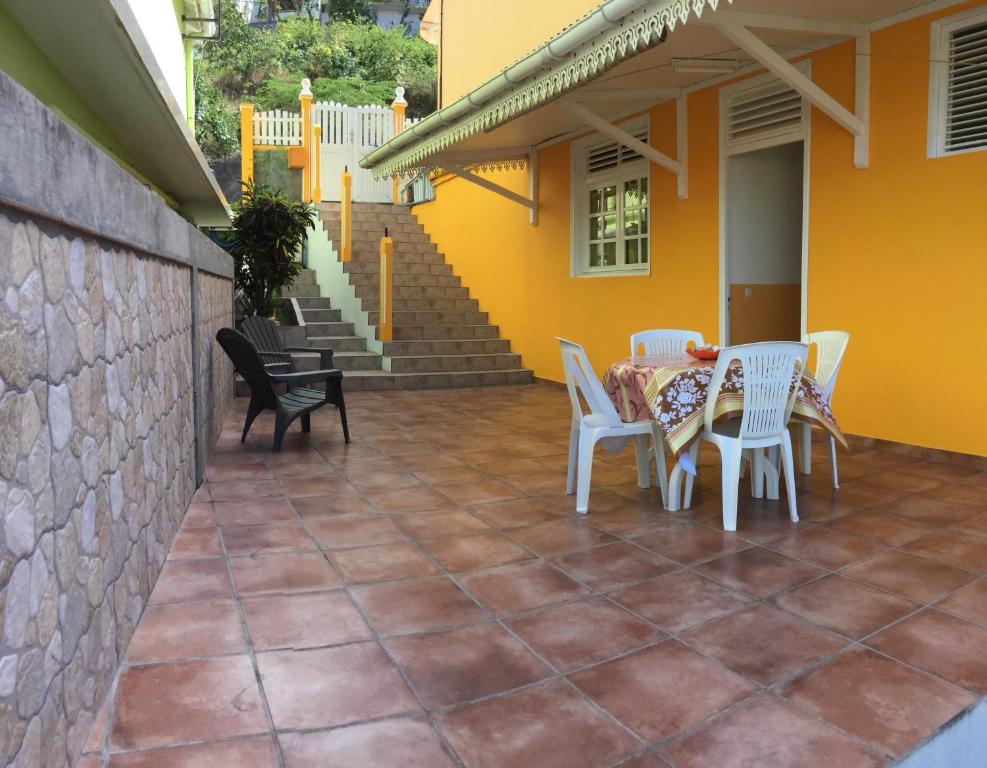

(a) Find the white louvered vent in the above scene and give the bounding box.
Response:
[725,79,804,153]
[945,20,987,153]
[585,127,648,174]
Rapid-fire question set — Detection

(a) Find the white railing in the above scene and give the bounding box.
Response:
[313,101,394,148]
[253,109,302,146]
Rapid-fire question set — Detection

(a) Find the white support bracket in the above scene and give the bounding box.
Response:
[855,33,871,169]
[701,10,866,38]
[676,94,688,200]
[439,160,536,212]
[561,101,688,198]
[528,150,539,226]
[716,23,866,139]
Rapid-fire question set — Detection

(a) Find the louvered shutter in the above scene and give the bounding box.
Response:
[945,20,987,153]
[585,128,648,174]
[725,79,804,154]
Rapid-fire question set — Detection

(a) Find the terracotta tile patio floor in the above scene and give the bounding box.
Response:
[78,385,987,767]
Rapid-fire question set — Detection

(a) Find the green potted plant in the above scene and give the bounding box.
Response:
[231,181,317,319]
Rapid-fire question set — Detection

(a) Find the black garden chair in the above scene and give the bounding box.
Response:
[240,315,333,374]
[216,328,350,452]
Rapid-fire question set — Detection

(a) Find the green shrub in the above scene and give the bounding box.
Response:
[231,182,316,318]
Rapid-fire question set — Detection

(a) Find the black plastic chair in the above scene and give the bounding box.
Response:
[216,328,350,452]
[240,315,333,374]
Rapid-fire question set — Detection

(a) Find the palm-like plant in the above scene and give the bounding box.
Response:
[231,181,316,318]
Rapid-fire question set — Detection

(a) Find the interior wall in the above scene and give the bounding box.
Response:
[726,141,804,343]
[416,1,987,456]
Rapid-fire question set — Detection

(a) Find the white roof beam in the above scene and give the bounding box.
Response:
[568,87,682,103]
[855,33,871,168]
[715,23,865,138]
[701,10,865,38]
[438,160,536,211]
[561,101,682,176]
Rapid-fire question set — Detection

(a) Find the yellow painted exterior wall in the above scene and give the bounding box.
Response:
[414,1,987,456]
[437,0,601,104]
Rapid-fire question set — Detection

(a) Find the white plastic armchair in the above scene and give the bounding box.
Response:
[683,342,808,532]
[558,338,665,513]
[799,331,849,487]
[630,329,705,357]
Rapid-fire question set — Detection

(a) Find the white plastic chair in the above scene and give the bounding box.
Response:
[682,342,808,532]
[799,331,849,488]
[630,329,705,357]
[558,338,665,513]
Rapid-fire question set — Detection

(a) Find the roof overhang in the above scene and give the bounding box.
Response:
[362,0,966,179]
[3,0,231,226]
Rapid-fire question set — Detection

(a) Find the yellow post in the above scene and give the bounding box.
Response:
[299,78,313,202]
[391,86,408,204]
[312,124,322,203]
[341,167,352,263]
[379,229,394,342]
[240,103,254,189]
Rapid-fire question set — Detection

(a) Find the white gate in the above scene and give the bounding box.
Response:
[314,101,397,202]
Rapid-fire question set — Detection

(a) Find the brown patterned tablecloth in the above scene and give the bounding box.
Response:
[603,355,846,457]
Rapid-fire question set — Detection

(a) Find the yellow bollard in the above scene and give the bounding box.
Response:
[240,103,254,189]
[391,86,407,204]
[341,168,352,262]
[379,229,394,342]
[299,78,313,202]
[312,124,322,203]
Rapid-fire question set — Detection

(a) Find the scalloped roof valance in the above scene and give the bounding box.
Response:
[361,0,729,178]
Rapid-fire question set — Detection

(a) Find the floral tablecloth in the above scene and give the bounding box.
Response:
[603,355,846,457]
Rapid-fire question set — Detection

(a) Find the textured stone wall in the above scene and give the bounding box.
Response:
[196,271,234,474]
[0,209,231,767]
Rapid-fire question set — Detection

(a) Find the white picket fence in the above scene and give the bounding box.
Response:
[250,99,419,202]
[253,109,302,146]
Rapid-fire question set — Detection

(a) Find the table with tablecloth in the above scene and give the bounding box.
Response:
[603,355,846,457]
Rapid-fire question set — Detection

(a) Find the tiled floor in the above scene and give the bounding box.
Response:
[78,385,987,767]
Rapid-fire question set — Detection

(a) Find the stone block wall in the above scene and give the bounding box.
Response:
[0,72,233,768]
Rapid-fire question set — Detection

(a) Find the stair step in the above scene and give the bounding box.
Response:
[306,335,368,352]
[299,308,341,323]
[304,321,355,335]
[282,283,322,298]
[294,296,334,309]
[359,297,479,313]
[349,272,462,289]
[391,324,501,341]
[368,310,489,327]
[289,350,382,372]
[388,353,523,374]
[340,369,535,391]
[344,261,453,277]
[383,339,511,356]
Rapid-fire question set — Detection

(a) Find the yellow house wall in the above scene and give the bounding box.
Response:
[414,3,987,457]
[438,0,601,104]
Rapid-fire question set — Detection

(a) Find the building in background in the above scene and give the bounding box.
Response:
[234,0,428,34]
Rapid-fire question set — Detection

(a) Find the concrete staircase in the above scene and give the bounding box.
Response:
[278,202,533,390]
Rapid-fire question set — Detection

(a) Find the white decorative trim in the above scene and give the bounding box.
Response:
[364,0,730,177]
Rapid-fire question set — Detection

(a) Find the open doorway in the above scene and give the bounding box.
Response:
[724,140,804,345]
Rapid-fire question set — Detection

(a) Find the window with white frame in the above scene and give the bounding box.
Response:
[571,118,650,277]
[928,8,987,158]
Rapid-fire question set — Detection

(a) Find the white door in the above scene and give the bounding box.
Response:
[315,102,395,203]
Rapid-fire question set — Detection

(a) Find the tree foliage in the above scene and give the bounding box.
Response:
[231,182,317,318]
[195,3,436,160]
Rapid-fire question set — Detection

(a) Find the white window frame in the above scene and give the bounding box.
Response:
[570,117,651,278]
[928,7,987,159]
